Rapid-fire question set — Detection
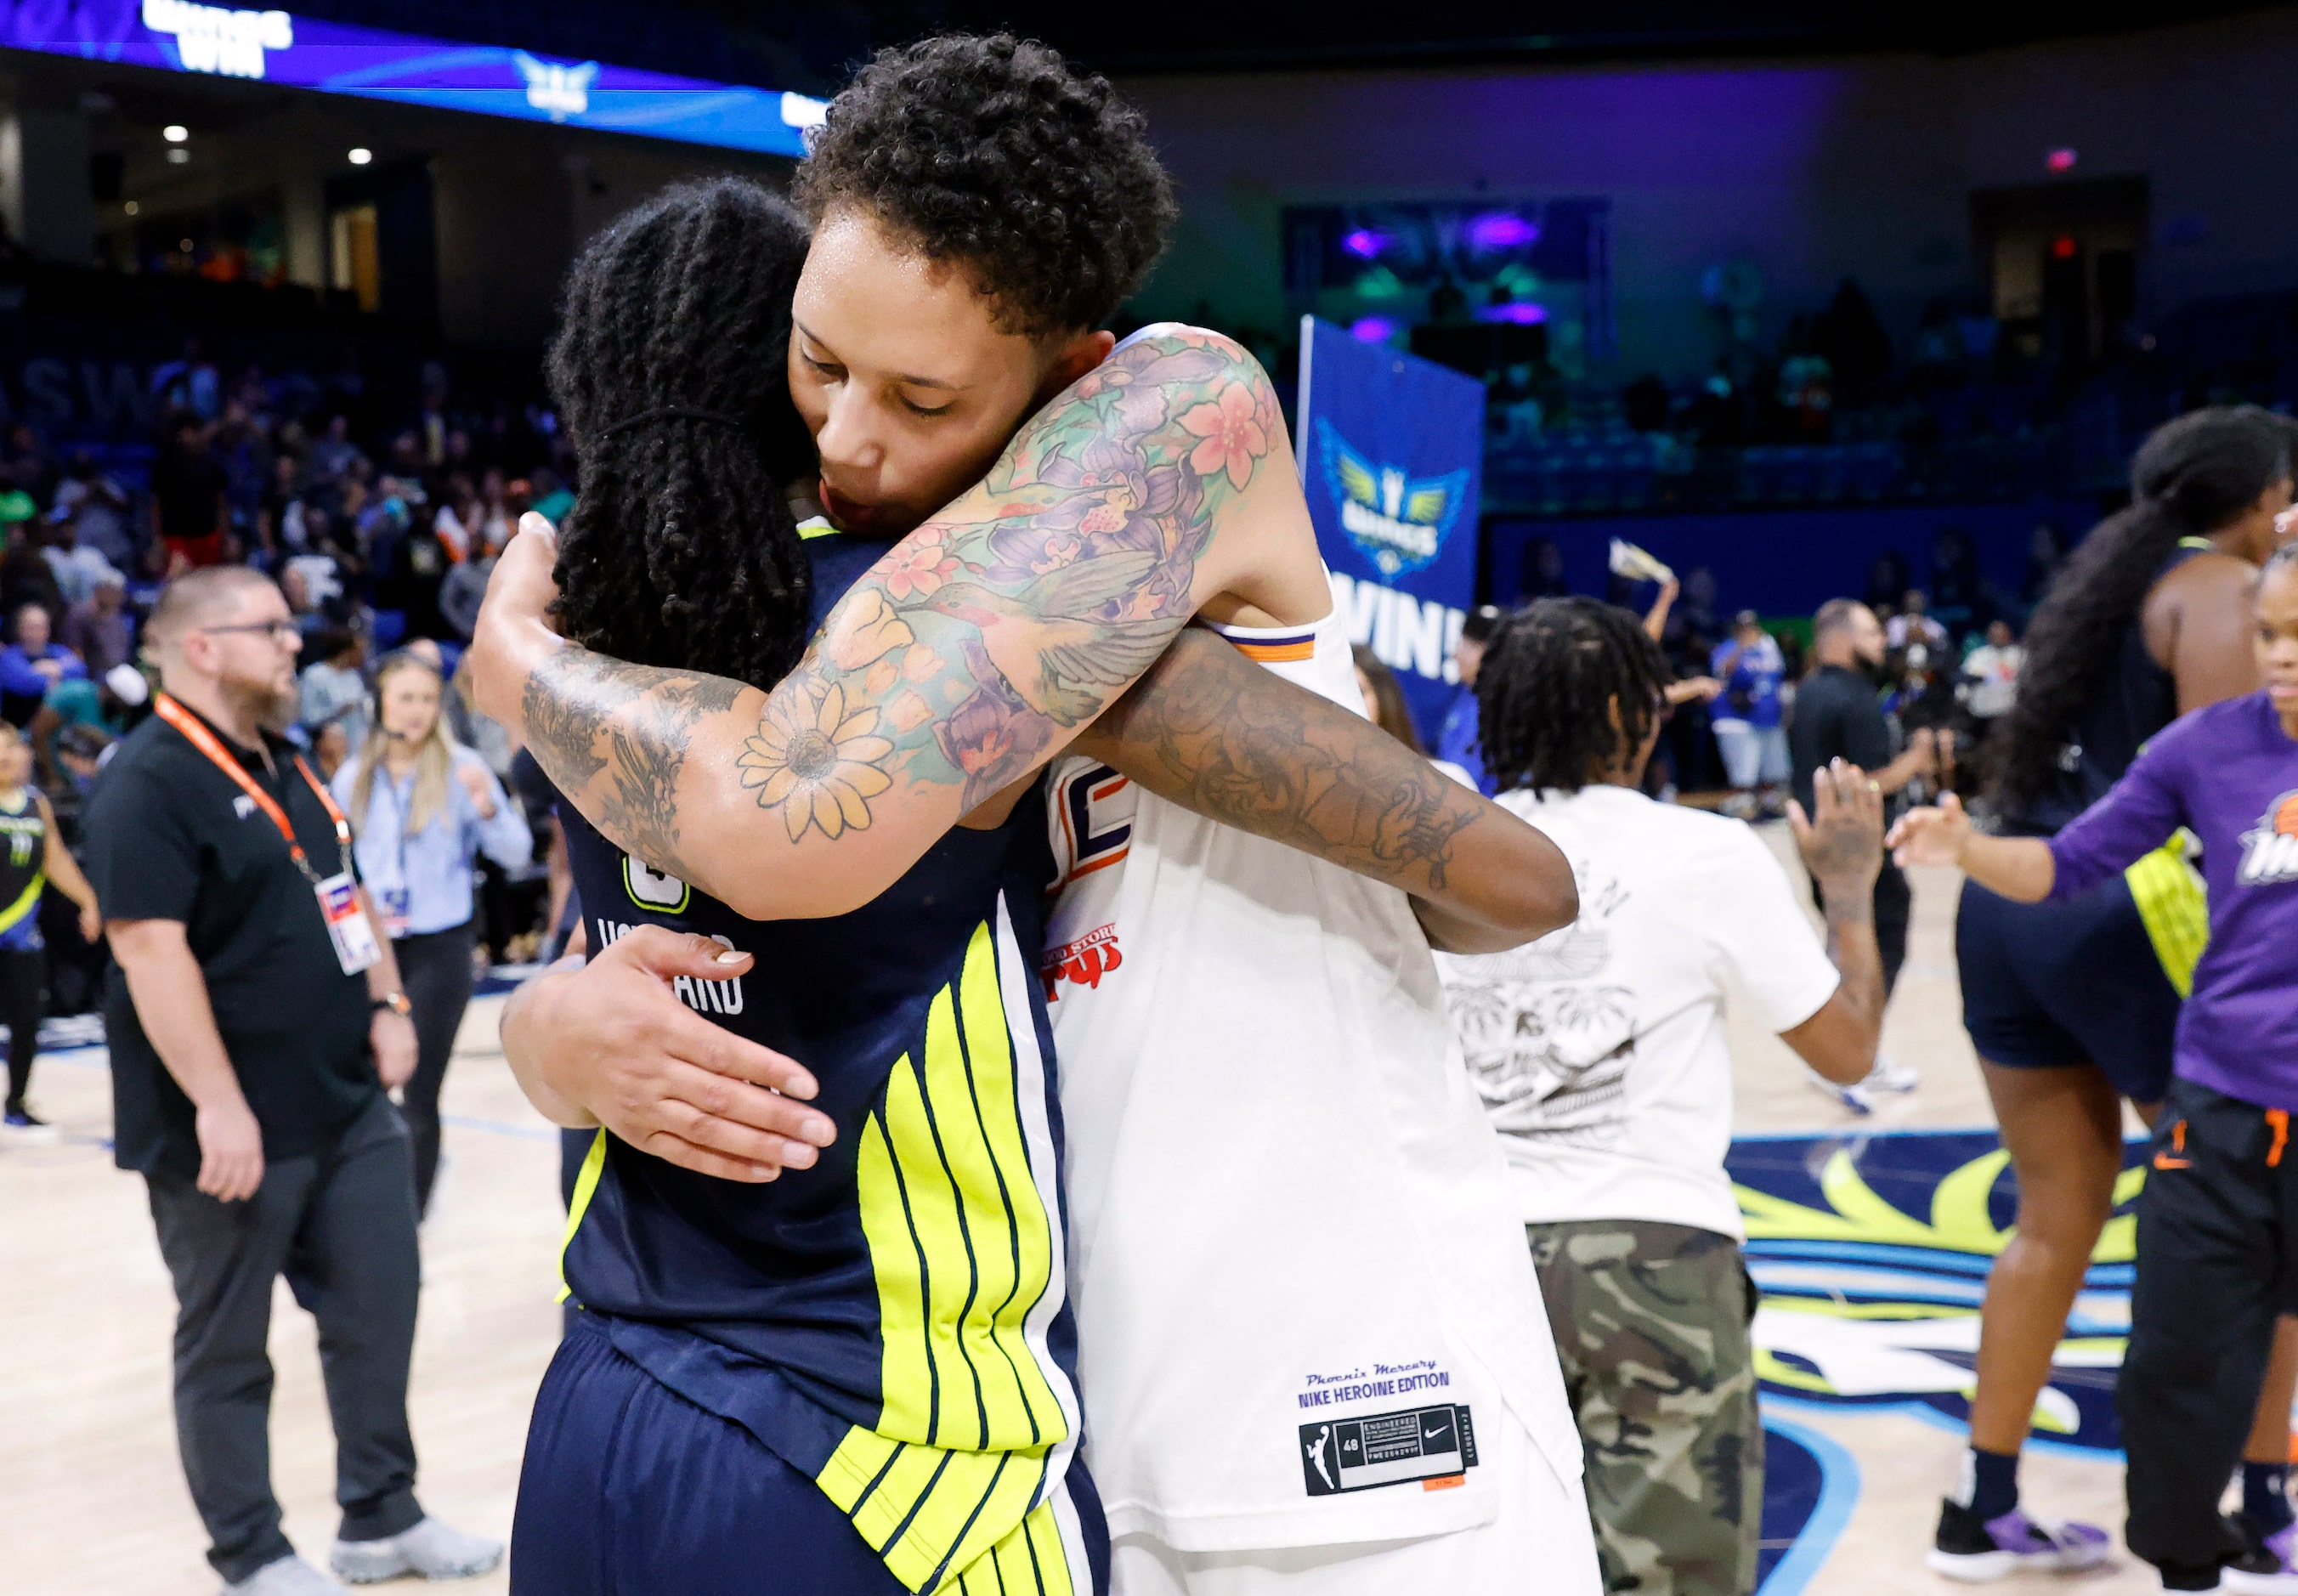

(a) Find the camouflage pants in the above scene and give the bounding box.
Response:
[1528,1220,1762,1596]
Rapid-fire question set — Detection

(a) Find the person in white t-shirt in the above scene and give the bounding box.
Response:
[1959,618,2023,725]
[1438,597,1888,1596]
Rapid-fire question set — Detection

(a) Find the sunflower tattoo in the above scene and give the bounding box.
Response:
[738,680,895,840]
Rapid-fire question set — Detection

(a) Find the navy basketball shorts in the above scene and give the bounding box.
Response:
[513,1316,1109,1595]
[1954,874,2180,1106]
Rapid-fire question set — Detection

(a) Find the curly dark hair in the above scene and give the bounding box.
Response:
[546,178,817,688]
[1990,405,2290,809]
[793,32,1177,338]
[1477,598,1673,795]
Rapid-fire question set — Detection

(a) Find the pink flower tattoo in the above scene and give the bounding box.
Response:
[1179,381,1268,490]
[880,531,960,600]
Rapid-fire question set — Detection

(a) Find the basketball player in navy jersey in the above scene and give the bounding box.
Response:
[472,41,1582,1596]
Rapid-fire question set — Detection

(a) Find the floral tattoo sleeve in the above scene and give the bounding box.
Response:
[521,327,1282,869]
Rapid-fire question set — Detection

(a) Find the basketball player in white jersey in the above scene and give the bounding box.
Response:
[1039,568,1597,1592]
[473,36,1598,1593]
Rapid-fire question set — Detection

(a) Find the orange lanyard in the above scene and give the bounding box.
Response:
[154,693,353,887]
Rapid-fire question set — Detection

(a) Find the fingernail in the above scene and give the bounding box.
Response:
[807,1116,835,1146]
[784,1143,818,1169]
[716,950,745,965]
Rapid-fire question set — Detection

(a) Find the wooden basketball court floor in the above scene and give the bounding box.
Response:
[0,841,2167,1594]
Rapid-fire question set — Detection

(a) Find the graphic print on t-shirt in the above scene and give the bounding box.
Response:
[2238,790,2298,886]
[1440,854,1636,1148]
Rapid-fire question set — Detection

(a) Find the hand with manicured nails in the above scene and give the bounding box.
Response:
[1786,756,1886,897]
[1887,791,1974,870]
[505,925,837,1184]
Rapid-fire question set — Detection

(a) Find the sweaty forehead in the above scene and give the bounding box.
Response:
[795,207,1033,386]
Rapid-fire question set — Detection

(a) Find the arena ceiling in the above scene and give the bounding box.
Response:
[279,0,2292,88]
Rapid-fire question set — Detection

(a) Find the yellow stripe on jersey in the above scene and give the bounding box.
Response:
[2126,829,2209,998]
[948,1497,1081,1596]
[918,1450,1046,1592]
[818,1429,1057,1593]
[1026,1498,1081,1596]
[0,869,45,937]
[554,1129,608,1305]
[833,919,1071,1590]
[853,921,1063,1451]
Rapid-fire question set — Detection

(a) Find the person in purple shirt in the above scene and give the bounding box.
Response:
[1893,545,2298,1594]
[0,602,85,728]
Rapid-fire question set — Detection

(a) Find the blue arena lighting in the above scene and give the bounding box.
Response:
[2,0,827,158]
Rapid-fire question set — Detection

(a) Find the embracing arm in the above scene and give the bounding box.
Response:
[473,329,1294,920]
[1072,626,1576,953]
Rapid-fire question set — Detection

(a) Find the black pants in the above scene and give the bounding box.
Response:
[1808,857,1910,996]
[144,1092,426,1584]
[2120,1076,2298,1575]
[394,920,475,1214]
[0,944,42,1112]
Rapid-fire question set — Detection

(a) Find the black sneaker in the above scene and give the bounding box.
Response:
[2222,1531,2298,1593]
[1,1106,56,1141]
[1927,1497,2112,1582]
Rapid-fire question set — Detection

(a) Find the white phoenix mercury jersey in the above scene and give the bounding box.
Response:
[1041,603,1585,1552]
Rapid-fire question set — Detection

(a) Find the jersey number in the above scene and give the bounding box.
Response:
[624,856,691,914]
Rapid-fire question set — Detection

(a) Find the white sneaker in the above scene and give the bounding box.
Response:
[1807,1067,1876,1115]
[223,1555,349,1595]
[329,1517,503,1584]
[1807,1055,1919,1115]
[1866,1054,1921,1095]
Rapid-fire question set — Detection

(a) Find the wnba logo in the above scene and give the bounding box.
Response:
[2237,791,2298,886]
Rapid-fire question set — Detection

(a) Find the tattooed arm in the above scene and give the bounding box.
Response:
[475,328,1309,920]
[1071,627,1576,953]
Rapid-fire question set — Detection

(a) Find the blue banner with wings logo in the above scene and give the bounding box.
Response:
[1297,318,1483,737]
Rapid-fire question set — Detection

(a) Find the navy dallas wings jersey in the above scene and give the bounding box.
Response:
[556,529,1087,1593]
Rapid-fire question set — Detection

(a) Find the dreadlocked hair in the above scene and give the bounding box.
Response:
[1990,404,2290,808]
[546,178,817,688]
[1477,597,1673,795]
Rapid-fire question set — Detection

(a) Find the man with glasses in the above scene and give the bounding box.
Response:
[81,566,501,1596]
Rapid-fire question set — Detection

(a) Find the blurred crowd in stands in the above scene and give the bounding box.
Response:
[0,354,574,1037]
[1620,540,2033,810]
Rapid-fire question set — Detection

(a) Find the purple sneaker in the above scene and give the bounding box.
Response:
[2224,1522,2298,1594]
[1927,1498,2114,1582]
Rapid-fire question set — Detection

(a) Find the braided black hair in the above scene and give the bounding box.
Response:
[546,178,817,688]
[793,33,1176,338]
[1477,597,1673,795]
[1990,405,2290,808]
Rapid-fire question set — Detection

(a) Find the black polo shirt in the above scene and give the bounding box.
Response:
[1787,662,1896,818]
[82,701,376,1178]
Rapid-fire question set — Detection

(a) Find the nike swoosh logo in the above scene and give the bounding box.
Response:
[1424,1426,1448,1441]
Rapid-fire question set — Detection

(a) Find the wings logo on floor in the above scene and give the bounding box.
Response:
[1730,1130,2145,1453]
